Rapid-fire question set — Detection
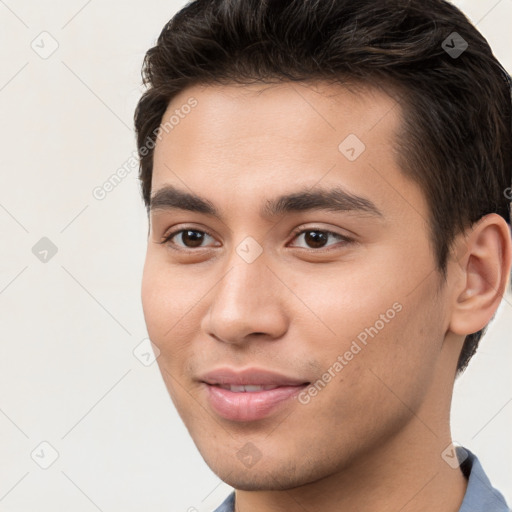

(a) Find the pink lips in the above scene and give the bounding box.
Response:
[199,367,309,422]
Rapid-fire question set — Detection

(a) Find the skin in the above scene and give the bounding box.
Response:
[141,81,511,512]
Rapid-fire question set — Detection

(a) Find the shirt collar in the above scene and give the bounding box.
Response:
[457,446,510,512]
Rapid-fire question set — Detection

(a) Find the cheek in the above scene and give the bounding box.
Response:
[141,260,207,415]
[293,315,437,453]
[340,293,443,416]
[291,263,444,410]
[140,256,205,354]
[308,248,438,359]
[284,262,404,354]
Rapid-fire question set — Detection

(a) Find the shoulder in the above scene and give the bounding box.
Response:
[458,446,511,512]
[211,491,235,512]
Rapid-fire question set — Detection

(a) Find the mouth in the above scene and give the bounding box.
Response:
[198,367,310,422]
[209,383,299,392]
[199,366,309,387]
[199,368,310,422]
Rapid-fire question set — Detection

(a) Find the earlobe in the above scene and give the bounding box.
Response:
[449,214,512,336]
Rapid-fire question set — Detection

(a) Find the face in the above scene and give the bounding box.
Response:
[141,81,454,490]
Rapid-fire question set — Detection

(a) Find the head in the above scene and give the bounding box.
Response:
[135,0,512,491]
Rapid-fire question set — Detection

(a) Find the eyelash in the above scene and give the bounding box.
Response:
[159,226,354,252]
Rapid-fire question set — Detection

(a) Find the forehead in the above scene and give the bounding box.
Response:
[150,80,426,227]
[158,80,400,150]
[153,81,401,178]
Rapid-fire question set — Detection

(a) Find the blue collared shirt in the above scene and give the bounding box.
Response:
[212,447,510,512]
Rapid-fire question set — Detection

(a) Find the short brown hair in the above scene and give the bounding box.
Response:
[134,0,512,375]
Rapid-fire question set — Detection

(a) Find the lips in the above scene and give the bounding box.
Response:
[199,367,309,387]
[217,384,282,392]
[199,367,310,422]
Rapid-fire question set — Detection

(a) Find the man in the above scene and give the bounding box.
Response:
[134,0,512,510]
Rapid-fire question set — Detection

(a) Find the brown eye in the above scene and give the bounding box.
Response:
[290,228,353,250]
[177,230,206,248]
[303,230,329,248]
[161,228,217,249]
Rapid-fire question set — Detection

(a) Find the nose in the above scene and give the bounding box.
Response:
[201,250,288,346]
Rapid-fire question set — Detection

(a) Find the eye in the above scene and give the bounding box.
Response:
[160,228,219,250]
[289,227,354,250]
[158,226,354,252]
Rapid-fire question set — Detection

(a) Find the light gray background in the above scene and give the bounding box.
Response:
[0,1,510,511]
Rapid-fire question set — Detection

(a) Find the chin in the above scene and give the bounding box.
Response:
[215,471,299,491]
[203,455,329,492]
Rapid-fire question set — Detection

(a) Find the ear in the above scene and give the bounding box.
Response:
[448,214,512,337]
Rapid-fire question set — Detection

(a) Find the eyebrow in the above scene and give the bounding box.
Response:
[149,184,383,220]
